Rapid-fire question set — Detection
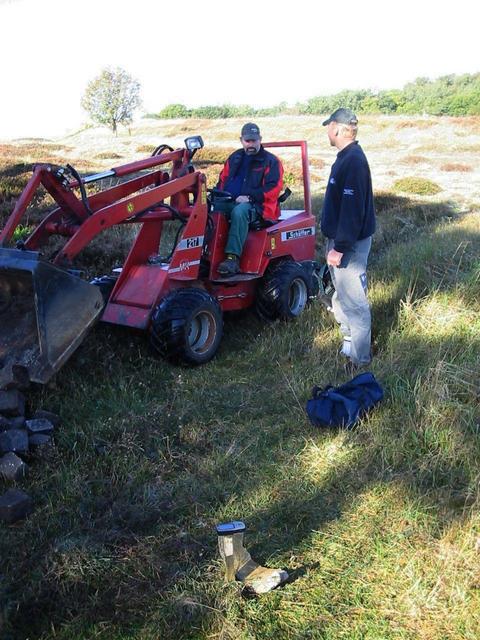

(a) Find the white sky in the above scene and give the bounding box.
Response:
[0,0,478,139]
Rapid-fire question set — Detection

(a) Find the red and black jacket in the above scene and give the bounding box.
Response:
[217,147,284,221]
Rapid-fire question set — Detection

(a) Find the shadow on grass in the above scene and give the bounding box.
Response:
[0,162,32,180]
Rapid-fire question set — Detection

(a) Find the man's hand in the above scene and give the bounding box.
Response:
[326,248,343,267]
[235,195,250,204]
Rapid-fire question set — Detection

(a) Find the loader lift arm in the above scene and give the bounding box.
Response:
[0,147,200,258]
[0,138,208,386]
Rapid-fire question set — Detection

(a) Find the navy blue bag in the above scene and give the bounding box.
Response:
[306,372,384,429]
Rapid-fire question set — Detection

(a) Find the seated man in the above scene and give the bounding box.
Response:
[216,123,284,276]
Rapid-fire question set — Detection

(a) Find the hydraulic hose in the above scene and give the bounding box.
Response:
[66,164,93,217]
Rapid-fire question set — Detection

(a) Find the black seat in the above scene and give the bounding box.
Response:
[249,217,275,231]
[249,187,292,231]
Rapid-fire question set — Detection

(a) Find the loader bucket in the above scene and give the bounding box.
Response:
[0,248,104,386]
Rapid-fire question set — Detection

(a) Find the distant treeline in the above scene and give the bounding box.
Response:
[146,73,480,119]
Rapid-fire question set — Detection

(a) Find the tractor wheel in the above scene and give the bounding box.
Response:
[150,288,223,365]
[256,260,313,321]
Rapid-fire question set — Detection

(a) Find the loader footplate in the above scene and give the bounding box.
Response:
[212,272,260,283]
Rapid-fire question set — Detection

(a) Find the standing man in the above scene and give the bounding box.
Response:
[321,108,376,369]
[216,123,284,276]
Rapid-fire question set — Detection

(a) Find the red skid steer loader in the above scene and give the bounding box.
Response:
[0,136,320,387]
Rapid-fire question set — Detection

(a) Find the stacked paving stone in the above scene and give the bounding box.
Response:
[0,369,60,524]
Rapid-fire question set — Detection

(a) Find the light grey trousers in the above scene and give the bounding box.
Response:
[326,236,372,365]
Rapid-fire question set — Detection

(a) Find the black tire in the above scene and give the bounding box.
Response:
[150,288,223,365]
[255,260,312,321]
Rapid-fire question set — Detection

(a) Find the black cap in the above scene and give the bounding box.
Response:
[241,122,261,140]
[322,108,358,126]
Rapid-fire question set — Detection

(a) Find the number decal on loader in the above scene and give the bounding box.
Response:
[177,236,204,250]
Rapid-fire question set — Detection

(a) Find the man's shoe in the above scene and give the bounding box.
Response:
[339,336,352,358]
[218,255,240,276]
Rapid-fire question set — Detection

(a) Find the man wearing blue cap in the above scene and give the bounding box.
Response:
[321,108,376,370]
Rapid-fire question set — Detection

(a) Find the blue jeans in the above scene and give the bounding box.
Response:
[216,201,260,257]
[327,236,372,365]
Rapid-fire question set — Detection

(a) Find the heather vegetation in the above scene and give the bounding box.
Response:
[393,177,442,196]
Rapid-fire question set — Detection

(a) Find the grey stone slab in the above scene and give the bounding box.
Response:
[1,415,26,431]
[5,416,26,430]
[26,419,54,435]
[0,489,33,523]
[32,409,62,427]
[0,390,26,417]
[0,364,30,391]
[0,429,29,455]
[0,452,28,481]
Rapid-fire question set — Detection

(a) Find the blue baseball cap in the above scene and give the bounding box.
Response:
[322,108,358,126]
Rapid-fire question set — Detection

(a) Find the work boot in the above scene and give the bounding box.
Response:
[216,521,289,594]
[218,254,240,276]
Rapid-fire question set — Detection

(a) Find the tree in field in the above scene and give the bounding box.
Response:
[81,67,141,134]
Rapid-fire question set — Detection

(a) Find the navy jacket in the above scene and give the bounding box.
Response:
[321,142,375,253]
[217,146,283,221]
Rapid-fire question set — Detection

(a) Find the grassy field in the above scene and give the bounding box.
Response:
[1,115,480,639]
